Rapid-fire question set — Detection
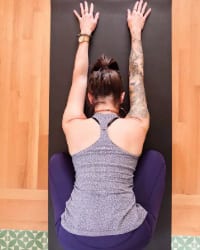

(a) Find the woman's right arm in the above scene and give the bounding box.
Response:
[126,0,151,129]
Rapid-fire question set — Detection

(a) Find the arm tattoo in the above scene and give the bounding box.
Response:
[128,39,149,119]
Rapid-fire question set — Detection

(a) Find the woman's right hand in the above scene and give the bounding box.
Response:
[73,1,99,36]
[127,0,151,39]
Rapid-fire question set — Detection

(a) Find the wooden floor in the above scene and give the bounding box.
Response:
[0,0,199,235]
[172,0,200,235]
[0,0,50,230]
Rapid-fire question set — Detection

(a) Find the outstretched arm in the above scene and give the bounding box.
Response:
[62,1,99,126]
[127,0,151,127]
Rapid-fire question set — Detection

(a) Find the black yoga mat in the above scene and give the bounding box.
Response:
[49,0,172,249]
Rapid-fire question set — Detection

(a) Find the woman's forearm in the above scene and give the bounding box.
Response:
[72,1,99,81]
[72,41,89,80]
[64,41,89,117]
[127,0,151,120]
[128,35,149,119]
[62,2,99,121]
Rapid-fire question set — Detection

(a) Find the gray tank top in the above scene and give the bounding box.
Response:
[61,113,147,236]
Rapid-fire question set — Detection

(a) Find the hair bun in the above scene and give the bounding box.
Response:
[91,54,119,72]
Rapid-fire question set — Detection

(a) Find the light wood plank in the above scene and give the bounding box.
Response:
[0,199,47,231]
[172,0,200,235]
[0,189,47,200]
[0,0,50,230]
[172,0,200,195]
[172,194,200,235]
[0,0,49,189]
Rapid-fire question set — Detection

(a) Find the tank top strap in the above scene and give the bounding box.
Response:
[92,113,119,131]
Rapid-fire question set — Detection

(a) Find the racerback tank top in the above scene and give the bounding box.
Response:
[61,112,147,236]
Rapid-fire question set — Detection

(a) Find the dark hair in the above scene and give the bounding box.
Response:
[87,55,124,105]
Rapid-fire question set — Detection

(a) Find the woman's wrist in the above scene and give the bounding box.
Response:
[130,31,142,41]
[78,33,91,43]
[80,30,92,36]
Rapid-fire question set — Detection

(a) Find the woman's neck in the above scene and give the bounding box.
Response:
[94,102,119,114]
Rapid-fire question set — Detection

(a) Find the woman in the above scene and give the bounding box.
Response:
[49,1,166,249]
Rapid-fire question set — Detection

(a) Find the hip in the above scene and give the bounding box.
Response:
[57,214,152,250]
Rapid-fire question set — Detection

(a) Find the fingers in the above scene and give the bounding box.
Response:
[90,2,94,15]
[132,1,139,12]
[143,7,151,20]
[141,1,147,15]
[127,8,131,19]
[131,0,151,19]
[73,9,81,21]
[94,12,100,22]
[137,0,143,12]
[80,2,84,16]
[79,2,95,16]
[84,1,88,13]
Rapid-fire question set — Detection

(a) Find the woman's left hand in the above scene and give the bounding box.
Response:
[73,1,100,36]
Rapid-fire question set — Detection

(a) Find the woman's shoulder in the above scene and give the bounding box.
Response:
[111,115,148,130]
[62,116,96,134]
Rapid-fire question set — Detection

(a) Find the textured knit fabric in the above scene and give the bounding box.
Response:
[49,150,166,250]
[61,113,148,236]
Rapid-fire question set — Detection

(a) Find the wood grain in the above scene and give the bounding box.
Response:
[0,189,48,230]
[172,0,200,195]
[172,195,200,235]
[172,0,200,235]
[0,0,50,230]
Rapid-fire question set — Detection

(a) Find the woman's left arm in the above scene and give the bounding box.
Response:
[62,1,99,127]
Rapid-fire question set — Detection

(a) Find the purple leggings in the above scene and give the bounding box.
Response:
[49,150,166,250]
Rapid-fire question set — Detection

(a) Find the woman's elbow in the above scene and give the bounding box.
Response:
[141,111,150,132]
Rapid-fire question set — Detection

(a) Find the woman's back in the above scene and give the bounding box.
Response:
[61,112,148,236]
[64,112,147,158]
